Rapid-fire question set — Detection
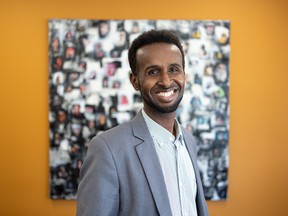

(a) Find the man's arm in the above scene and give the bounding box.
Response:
[76,136,119,216]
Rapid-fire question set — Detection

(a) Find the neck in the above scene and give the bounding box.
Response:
[143,108,176,135]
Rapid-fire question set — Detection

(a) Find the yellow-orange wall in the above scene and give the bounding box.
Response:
[1,0,288,215]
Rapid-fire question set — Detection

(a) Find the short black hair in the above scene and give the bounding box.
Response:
[128,29,185,75]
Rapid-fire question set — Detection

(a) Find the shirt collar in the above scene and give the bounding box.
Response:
[142,109,183,148]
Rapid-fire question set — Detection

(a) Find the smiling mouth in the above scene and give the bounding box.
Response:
[156,90,175,97]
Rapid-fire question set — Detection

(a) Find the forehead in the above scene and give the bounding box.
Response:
[137,42,181,55]
[136,42,183,65]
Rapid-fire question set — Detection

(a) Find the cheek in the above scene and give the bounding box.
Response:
[140,78,156,91]
[175,74,186,86]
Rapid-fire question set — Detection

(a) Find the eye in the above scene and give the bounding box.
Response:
[169,66,180,73]
[147,68,159,75]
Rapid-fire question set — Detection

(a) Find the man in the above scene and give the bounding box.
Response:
[77,30,209,216]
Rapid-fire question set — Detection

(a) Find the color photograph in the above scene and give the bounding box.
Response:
[48,19,230,200]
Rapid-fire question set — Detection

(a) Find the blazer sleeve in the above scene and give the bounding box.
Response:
[76,135,119,216]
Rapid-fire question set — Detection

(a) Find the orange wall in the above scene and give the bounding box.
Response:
[1,0,288,215]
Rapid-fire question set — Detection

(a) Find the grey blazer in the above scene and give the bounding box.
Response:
[77,112,209,216]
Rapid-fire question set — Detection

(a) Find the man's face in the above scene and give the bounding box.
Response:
[130,42,185,114]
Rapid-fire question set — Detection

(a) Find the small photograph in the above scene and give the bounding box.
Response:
[105,61,121,77]
[48,19,230,200]
[215,130,229,143]
[64,46,76,61]
[98,20,111,38]
[117,91,133,112]
[214,62,228,84]
[51,56,64,72]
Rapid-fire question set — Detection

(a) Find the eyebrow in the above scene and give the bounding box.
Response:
[169,63,182,68]
[145,63,182,70]
[145,65,159,71]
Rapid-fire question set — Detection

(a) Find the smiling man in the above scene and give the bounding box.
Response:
[77,30,209,216]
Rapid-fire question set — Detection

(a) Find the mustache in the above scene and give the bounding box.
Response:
[152,84,179,92]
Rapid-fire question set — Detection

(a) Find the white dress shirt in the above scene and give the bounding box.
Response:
[142,110,198,216]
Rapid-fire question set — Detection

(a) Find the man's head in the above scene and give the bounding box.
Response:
[128,30,186,115]
[128,29,185,75]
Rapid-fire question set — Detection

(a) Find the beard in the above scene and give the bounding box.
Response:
[140,89,183,113]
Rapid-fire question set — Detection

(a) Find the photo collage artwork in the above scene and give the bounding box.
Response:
[49,19,230,200]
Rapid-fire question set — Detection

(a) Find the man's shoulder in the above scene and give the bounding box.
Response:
[87,121,133,153]
[99,120,133,138]
[95,112,143,139]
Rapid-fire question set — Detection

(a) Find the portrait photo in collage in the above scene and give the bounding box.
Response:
[48,19,230,200]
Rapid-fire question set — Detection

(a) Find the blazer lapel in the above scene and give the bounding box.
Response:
[182,130,201,182]
[131,112,173,216]
[182,128,208,216]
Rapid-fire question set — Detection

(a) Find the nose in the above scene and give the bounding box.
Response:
[158,72,172,87]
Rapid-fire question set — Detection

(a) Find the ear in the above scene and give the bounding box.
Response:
[130,72,139,91]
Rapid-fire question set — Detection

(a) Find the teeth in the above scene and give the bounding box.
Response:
[157,91,174,97]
